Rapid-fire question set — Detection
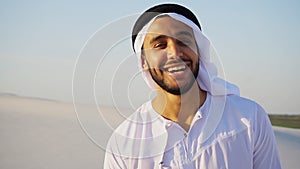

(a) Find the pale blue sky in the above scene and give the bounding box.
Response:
[1,0,300,114]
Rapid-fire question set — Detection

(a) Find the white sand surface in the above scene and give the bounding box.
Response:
[273,126,300,169]
[0,94,106,168]
[0,94,299,169]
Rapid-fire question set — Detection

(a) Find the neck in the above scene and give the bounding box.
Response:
[152,82,207,131]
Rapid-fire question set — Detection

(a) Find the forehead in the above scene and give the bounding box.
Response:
[145,16,194,40]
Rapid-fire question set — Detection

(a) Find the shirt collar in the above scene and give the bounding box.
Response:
[147,93,211,130]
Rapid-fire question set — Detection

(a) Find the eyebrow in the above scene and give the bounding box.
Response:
[175,31,193,38]
[149,31,193,45]
[149,35,168,45]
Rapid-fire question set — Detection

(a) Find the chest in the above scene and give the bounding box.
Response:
[161,128,253,169]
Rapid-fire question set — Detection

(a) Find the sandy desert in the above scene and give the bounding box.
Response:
[0,94,299,169]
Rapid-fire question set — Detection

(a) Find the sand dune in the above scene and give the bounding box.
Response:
[0,94,105,168]
[0,94,299,169]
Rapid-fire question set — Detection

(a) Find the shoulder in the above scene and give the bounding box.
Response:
[107,100,166,145]
[105,101,167,159]
[113,101,153,136]
[226,94,259,109]
[214,94,269,132]
[224,94,271,132]
[105,102,151,157]
[225,94,267,117]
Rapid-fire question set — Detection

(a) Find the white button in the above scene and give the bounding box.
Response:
[197,114,202,119]
[165,123,172,128]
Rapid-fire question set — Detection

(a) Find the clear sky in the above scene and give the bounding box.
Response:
[1,0,300,114]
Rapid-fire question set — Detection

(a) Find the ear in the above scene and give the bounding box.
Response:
[141,54,149,70]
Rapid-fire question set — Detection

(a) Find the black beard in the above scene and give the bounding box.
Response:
[148,62,199,95]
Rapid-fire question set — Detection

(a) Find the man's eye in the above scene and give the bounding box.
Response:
[154,42,167,49]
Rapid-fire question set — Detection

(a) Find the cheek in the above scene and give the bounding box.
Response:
[187,44,199,56]
[183,48,199,62]
[145,51,166,68]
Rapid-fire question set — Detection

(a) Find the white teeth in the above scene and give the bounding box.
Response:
[167,65,186,73]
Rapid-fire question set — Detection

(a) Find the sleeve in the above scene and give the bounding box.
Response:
[103,134,127,169]
[253,104,282,169]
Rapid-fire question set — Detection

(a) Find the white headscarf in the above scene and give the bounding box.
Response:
[134,13,240,96]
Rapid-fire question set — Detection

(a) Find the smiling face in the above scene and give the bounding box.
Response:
[142,16,199,95]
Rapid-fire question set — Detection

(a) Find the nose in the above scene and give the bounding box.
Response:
[167,40,182,59]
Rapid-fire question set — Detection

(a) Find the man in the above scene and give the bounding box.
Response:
[104,3,281,169]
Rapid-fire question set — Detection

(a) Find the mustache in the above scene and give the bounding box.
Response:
[163,58,190,66]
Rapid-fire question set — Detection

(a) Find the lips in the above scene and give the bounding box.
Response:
[162,61,190,73]
[167,65,186,73]
[160,61,192,80]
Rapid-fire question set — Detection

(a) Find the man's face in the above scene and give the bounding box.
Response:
[142,16,199,95]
